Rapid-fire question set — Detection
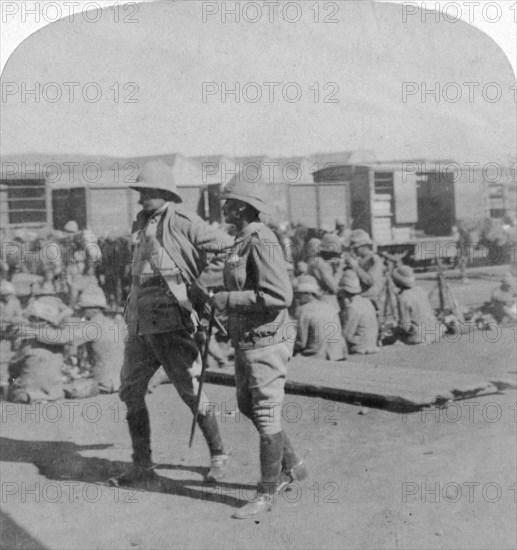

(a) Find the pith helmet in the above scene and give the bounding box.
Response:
[0,280,16,296]
[392,265,415,288]
[64,220,79,233]
[26,299,61,325]
[350,229,373,248]
[294,275,321,295]
[76,285,108,309]
[339,270,362,294]
[222,179,272,214]
[321,233,343,255]
[130,159,182,203]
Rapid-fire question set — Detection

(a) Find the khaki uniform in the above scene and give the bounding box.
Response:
[0,295,25,393]
[223,222,293,434]
[119,203,233,415]
[355,251,385,309]
[294,300,347,361]
[307,257,341,313]
[341,294,379,354]
[7,324,71,403]
[74,313,125,393]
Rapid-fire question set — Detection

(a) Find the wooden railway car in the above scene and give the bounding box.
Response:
[306,161,509,265]
[0,155,221,236]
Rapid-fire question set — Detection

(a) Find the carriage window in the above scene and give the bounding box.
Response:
[5,179,47,224]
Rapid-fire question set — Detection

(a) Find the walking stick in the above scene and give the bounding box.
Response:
[189,303,216,448]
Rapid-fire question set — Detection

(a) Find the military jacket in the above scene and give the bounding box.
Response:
[126,203,233,335]
[341,294,379,354]
[294,299,347,360]
[223,222,293,349]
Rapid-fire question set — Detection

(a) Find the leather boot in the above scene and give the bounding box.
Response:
[197,413,230,483]
[279,431,309,489]
[108,408,157,487]
[232,432,283,520]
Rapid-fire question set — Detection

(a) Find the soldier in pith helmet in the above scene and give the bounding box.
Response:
[212,177,308,519]
[110,159,234,487]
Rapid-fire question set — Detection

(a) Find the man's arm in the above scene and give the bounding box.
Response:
[355,256,383,288]
[226,239,293,311]
[186,217,235,301]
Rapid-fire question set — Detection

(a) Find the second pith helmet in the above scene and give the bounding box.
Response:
[130,160,182,203]
[222,179,272,215]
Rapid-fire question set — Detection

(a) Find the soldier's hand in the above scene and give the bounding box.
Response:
[210,291,230,313]
[190,280,210,310]
[347,256,358,270]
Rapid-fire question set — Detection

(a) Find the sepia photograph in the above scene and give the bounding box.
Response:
[0,1,515,548]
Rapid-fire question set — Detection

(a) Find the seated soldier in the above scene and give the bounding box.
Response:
[293,275,347,361]
[1,280,25,396]
[28,281,74,324]
[391,265,445,345]
[346,229,385,311]
[8,300,67,403]
[487,275,516,324]
[307,233,345,313]
[338,271,379,355]
[74,285,125,393]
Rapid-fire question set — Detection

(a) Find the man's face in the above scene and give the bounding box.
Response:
[222,199,242,225]
[138,189,167,214]
[353,245,369,258]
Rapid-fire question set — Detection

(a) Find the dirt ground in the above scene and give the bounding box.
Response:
[1,268,516,550]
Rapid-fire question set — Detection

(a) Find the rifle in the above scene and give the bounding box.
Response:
[434,257,464,324]
[377,273,400,346]
[189,302,216,448]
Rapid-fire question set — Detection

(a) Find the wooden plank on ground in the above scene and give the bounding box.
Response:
[205,356,499,410]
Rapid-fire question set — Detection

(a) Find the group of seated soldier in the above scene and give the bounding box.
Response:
[0,266,123,403]
[289,227,458,360]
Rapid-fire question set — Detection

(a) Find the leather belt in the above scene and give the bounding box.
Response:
[132,273,184,287]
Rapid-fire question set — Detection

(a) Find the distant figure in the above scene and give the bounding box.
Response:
[28,281,74,325]
[0,280,25,395]
[61,221,102,305]
[74,285,125,393]
[334,217,351,250]
[488,275,517,324]
[293,275,347,361]
[391,265,445,345]
[338,271,379,355]
[8,300,67,403]
[346,229,385,311]
[307,233,345,313]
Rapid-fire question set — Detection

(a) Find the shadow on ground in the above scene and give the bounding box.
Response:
[0,437,251,508]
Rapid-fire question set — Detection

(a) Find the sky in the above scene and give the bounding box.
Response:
[0,0,515,162]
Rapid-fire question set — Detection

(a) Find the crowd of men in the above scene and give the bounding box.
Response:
[1,213,516,405]
[0,222,124,402]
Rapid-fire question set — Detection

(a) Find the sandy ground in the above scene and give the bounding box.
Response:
[1,269,516,550]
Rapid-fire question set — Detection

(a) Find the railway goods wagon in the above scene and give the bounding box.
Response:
[305,161,506,266]
[0,155,221,237]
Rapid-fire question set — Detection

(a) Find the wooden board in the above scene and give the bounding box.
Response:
[205,356,499,411]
